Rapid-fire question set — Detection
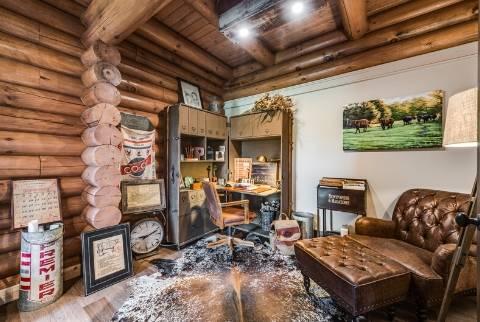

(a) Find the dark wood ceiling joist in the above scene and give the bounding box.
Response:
[81,0,173,46]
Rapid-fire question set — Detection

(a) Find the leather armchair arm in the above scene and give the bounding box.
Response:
[431,243,477,278]
[355,217,396,238]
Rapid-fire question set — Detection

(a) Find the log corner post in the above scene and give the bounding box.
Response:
[79,40,123,230]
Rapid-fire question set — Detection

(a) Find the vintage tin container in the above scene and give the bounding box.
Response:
[18,223,63,311]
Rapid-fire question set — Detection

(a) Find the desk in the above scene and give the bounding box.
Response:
[216,185,280,197]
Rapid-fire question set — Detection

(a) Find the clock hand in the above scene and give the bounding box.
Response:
[137,228,160,240]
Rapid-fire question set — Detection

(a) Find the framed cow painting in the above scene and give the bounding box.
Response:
[342,90,444,151]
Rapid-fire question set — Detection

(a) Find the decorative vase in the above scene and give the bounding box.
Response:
[261,211,274,231]
[208,96,224,115]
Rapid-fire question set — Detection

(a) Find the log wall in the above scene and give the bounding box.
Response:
[0,0,223,300]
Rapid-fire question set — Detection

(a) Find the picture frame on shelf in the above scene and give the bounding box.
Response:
[81,223,133,296]
[215,151,225,161]
[179,79,203,109]
[121,179,166,214]
[11,178,62,229]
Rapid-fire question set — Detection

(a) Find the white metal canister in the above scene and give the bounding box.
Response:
[18,223,63,311]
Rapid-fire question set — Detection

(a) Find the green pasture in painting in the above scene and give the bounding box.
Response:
[342,90,443,151]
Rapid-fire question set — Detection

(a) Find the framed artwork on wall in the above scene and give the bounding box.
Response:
[342,90,444,151]
[179,79,203,109]
[11,179,62,229]
[81,223,133,296]
[121,179,166,214]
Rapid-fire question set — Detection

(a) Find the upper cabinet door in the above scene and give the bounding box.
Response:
[188,108,198,135]
[179,105,189,134]
[197,111,206,136]
[230,115,253,139]
[205,113,215,137]
[253,112,282,137]
[217,115,227,139]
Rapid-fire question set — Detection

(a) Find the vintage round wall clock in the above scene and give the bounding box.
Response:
[130,218,165,255]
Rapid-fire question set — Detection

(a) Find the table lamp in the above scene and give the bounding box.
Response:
[439,87,479,321]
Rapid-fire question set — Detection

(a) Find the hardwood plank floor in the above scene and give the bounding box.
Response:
[0,246,476,322]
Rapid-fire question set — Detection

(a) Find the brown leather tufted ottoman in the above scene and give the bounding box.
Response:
[295,235,411,318]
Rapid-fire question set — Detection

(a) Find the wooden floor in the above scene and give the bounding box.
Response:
[0,247,476,322]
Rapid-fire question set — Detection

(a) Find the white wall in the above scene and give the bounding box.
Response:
[225,43,478,230]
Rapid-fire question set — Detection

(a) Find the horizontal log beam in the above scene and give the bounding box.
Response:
[224,20,478,100]
[338,0,369,39]
[232,61,264,79]
[0,0,84,37]
[275,30,348,64]
[0,82,84,117]
[138,19,232,80]
[234,38,275,67]
[125,34,225,87]
[0,131,84,156]
[82,0,173,46]
[227,1,478,89]
[369,0,463,32]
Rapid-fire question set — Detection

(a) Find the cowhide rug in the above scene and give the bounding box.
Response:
[112,238,345,322]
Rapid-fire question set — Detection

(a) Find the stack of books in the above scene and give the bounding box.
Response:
[319,178,343,188]
[342,180,366,191]
[319,177,366,191]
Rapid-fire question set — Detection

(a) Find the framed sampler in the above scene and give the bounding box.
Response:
[81,223,133,296]
[121,179,166,214]
[11,179,62,229]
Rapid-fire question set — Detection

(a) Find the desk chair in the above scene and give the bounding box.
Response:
[202,182,256,252]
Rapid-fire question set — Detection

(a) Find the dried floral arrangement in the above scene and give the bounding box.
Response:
[248,93,295,122]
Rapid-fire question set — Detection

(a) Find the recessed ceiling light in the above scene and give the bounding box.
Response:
[238,27,250,38]
[291,1,304,14]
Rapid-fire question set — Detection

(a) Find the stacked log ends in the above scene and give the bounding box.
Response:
[80,41,123,229]
[81,103,121,128]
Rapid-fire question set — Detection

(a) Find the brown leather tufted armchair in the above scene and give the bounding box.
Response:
[351,189,477,317]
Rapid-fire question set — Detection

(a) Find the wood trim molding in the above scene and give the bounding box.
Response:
[338,0,369,40]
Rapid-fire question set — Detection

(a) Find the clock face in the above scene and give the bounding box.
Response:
[130,219,164,254]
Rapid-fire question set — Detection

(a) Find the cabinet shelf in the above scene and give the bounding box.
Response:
[181,160,224,163]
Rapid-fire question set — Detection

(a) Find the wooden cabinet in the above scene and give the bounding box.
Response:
[230,114,253,139]
[205,113,227,139]
[179,105,189,134]
[188,108,198,135]
[253,112,282,137]
[197,110,206,136]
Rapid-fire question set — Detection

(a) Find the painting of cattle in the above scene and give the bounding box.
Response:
[343,90,443,151]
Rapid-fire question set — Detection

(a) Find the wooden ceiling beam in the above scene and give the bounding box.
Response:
[184,0,218,27]
[232,37,275,67]
[224,19,477,100]
[227,0,477,89]
[138,19,232,80]
[82,0,173,46]
[338,0,369,39]
[369,0,464,32]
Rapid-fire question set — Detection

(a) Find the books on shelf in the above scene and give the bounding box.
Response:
[319,177,366,191]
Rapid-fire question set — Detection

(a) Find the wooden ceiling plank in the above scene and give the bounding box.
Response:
[369,0,464,32]
[174,11,202,32]
[227,0,478,88]
[232,61,264,78]
[184,0,219,27]
[190,24,217,42]
[155,0,185,21]
[182,17,211,37]
[82,0,174,46]
[225,20,478,100]
[338,0,368,39]
[163,4,193,27]
[41,0,84,18]
[137,19,232,79]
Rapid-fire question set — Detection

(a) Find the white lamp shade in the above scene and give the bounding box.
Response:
[443,88,478,147]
